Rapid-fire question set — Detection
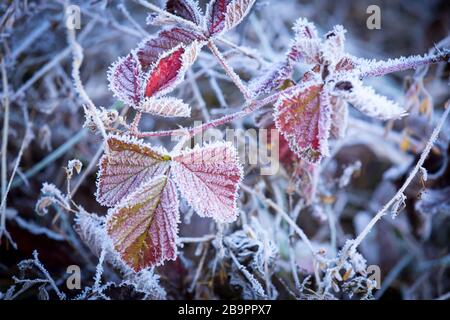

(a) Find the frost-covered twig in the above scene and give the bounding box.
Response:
[208,41,253,101]
[65,11,108,141]
[349,101,450,255]
[358,50,449,78]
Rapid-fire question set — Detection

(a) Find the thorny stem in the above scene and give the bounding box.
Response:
[207,41,253,101]
[133,81,299,138]
[360,50,450,78]
[348,101,450,257]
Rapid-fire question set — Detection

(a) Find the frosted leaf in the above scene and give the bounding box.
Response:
[322,25,347,65]
[137,97,191,117]
[108,53,142,107]
[75,209,108,258]
[223,0,256,33]
[329,97,349,139]
[416,187,450,216]
[291,18,322,65]
[96,134,171,207]
[171,141,243,223]
[335,55,356,72]
[136,27,201,72]
[205,0,232,36]
[249,61,293,97]
[274,82,332,163]
[106,175,179,271]
[165,0,203,25]
[333,79,407,120]
[144,42,200,98]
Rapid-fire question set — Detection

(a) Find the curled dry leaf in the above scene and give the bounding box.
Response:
[106,175,179,271]
[96,135,171,207]
[171,141,243,223]
[137,97,191,117]
[274,82,331,163]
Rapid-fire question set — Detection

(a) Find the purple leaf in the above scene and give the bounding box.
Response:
[96,135,171,207]
[165,0,203,25]
[171,142,243,223]
[136,27,200,72]
[137,97,191,117]
[108,53,142,106]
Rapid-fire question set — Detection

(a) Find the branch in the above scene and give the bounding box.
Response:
[349,101,450,255]
[65,12,108,142]
[208,40,253,101]
[359,50,450,78]
[132,81,299,138]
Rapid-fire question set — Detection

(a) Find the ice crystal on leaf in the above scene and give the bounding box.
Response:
[333,78,407,120]
[108,53,143,106]
[137,97,191,117]
[144,43,200,98]
[96,135,171,207]
[171,141,243,223]
[206,0,255,37]
[274,82,331,163]
[106,175,179,271]
[136,27,202,72]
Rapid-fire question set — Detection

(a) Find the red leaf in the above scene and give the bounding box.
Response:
[96,135,171,207]
[144,44,199,98]
[171,142,243,223]
[206,0,232,36]
[166,0,203,25]
[136,27,199,72]
[274,83,332,163]
[108,53,142,106]
[107,175,179,271]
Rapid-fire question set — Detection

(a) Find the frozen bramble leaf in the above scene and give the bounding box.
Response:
[108,53,142,106]
[144,43,200,98]
[206,0,255,36]
[136,27,201,72]
[274,82,331,163]
[171,142,243,223]
[223,0,256,33]
[106,175,179,271]
[206,0,232,36]
[290,18,322,65]
[137,97,191,117]
[333,78,407,120]
[166,0,203,25]
[96,135,171,207]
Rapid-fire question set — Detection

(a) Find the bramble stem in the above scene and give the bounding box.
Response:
[207,41,253,101]
[348,101,450,255]
[360,50,449,78]
[132,81,302,138]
